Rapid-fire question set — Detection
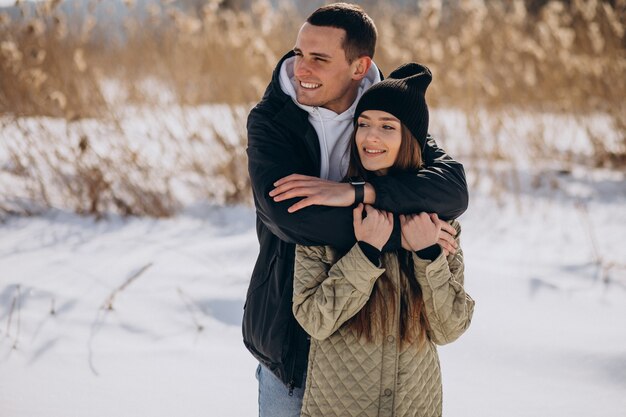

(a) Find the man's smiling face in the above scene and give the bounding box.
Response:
[292,23,363,114]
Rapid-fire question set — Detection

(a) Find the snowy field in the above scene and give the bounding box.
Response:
[1,167,625,417]
[1,106,625,416]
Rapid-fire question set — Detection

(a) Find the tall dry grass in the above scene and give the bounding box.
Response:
[372,0,625,168]
[0,0,299,116]
[0,0,624,218]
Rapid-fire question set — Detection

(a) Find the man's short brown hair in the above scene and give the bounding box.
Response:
[306,3,377,62]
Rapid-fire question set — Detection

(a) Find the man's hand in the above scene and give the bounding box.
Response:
[353,204,393,251]
[270,174,355,213]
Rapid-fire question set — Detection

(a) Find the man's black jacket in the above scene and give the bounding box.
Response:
[243,51,468,390]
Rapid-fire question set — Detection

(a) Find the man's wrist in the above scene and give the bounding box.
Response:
[350,180,365,205]
[363,183,376,204]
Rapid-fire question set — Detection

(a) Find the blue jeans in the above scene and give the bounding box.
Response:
[256,364,305,417]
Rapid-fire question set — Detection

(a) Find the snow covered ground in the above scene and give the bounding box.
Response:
[1,165,625,417]
[1,104,625,416]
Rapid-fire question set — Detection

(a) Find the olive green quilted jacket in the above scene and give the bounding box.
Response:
[293,221,474,417]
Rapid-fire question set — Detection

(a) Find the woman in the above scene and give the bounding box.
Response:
[292,63,475,417]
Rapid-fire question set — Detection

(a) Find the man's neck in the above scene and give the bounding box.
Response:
[322,85,360,115]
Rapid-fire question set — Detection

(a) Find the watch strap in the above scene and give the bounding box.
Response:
[351,181,365,205]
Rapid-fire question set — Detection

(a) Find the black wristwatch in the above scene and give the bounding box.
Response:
[350,180,366,205]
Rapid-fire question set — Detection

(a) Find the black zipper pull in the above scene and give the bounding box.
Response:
[288,380,295,396]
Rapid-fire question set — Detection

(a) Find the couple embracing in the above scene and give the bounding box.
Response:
[243,3,475,417]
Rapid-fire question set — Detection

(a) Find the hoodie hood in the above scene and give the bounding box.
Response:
[278,56,381,120]
[278,56,382,180]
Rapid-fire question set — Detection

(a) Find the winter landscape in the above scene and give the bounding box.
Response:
[2,109,626,417]
[1,1,625,416]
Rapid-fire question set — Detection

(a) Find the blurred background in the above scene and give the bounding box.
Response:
[0,0,624,216]
[0,1,625,416]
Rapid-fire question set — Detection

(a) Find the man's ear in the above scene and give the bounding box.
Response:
[352,56,372,80]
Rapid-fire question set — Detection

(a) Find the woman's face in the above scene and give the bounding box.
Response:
[355,110,402,175]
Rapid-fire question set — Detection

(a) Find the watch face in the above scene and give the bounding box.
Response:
[351,181,366,185]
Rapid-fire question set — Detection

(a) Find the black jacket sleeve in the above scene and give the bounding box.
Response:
[247,113,358,251]
[368,135,468,220]
[247,112,468,252]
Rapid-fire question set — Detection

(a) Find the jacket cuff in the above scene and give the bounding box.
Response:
[340,243,385,294]
[412,250,450,287]
[368,175,388,206]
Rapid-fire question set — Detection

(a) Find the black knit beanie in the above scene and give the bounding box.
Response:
[354,63,432,148]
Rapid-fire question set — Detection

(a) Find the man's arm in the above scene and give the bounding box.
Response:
[366,135,468,219]
[247,112,357,251]
[270,135,468,220]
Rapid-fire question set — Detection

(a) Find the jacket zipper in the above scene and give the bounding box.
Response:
[287,356,297,396]
[287,323,300,396]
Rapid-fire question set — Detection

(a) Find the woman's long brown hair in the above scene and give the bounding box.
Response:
[344,122,429,347]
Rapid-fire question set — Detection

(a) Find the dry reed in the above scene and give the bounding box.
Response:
[0,0,623,218]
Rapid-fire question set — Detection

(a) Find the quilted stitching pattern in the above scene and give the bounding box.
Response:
[293,244,386,340]
[294,222,474,417]
[396,342,443,416]
[414,221,475,346]
[306,327,382,417]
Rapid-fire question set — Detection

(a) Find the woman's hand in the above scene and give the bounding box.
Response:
[353,204,393,251]
[400,213,458,253]
[431,214,458,256]
[269,174,356,213]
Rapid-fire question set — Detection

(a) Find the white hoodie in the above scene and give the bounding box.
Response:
[279,57,381,181]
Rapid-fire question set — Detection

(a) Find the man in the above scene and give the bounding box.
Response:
[244,3,468,416]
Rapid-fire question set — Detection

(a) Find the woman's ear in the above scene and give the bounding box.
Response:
[352,56,372,80]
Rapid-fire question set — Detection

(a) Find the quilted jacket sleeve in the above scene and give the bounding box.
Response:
[412,221,475,345]
[293,244,385,340]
